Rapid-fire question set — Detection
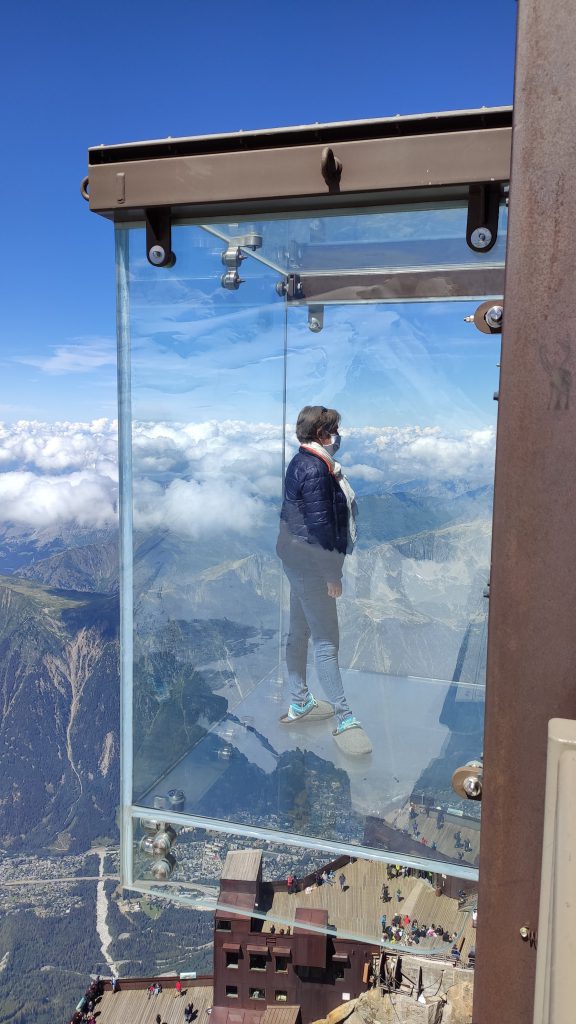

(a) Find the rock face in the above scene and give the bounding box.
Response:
[0,575,120,851]
[441,979,473,1024]
[325,999,359,1024]
[0,523,116,576]
[19,538,119,593]
[340,517,490,683]
[311,970,473,1024]
[314,989,443,1024]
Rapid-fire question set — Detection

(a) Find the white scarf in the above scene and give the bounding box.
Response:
[301,442,358,551]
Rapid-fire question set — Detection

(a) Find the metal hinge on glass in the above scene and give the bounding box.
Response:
[280,273,304,301]
[452,760,484,801]
[221,233,263,289]
[139,818,179,880]
[464,300,503,334]
[466,182,501,253]
[278,276,324,332]
[146,207,176,268]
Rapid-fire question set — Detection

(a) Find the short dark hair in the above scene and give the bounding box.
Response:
[295,405,341,443]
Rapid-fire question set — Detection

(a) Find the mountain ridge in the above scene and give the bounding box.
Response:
[0,575,120,852]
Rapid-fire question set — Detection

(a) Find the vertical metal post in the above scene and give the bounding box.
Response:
[277,298,289,684]
[474,1,576,1021]
[115,225,135,889]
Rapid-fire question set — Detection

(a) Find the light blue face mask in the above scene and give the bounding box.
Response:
[324,433,341,457]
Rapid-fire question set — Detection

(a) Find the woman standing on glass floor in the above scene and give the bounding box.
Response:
[276,405,372,756]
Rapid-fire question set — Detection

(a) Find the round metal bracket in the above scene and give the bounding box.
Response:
[149,245,166,266]
[468,300,504,334]
[240,233,263,250]
[80,176,90,201]
[470,227,493,250]
[152,828,177,855]
[221,270,244,290]
[308,305,324,332]
[222,245,246,270]
[148,245,176,269]
[139,835,156,856]
[151,852,177,880]
[168,788,185,812]
[140,818,171,833]
[452,760,483,801]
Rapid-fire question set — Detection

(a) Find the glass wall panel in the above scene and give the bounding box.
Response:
[126,224,286,805]
[204,202,507,273]
[281,296,494,869]
[118,201,503,901]
[131,816,477,955]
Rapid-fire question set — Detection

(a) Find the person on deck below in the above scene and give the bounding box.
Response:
[276,405,371,756]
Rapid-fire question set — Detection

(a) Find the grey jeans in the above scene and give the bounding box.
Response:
[283,564,351,722]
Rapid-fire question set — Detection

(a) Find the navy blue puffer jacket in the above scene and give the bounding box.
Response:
[276,448,349,582]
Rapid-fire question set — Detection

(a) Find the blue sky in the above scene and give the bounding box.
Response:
[2,0,517,423]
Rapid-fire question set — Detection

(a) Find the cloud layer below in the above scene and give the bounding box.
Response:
[0,418,496,533]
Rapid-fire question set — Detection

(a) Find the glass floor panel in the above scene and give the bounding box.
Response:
[137,667,482,871]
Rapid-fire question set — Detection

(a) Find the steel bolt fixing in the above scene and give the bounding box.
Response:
[471,227,493,249]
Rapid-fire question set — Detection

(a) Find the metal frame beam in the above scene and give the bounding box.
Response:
[86,109,511,220]
[287,267,504,304]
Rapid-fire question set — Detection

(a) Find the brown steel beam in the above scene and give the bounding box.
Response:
[88,127,511,219]
[474,2,576,1022]
[89,107,512,164]
[291,267,504,304]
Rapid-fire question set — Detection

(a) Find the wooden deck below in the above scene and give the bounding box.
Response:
[96,983,214,1024]
[265,857,476,959]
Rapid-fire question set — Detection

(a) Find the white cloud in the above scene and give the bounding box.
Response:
[0,418,495,533]
[394,428,496,479]
[0,469,117,528]
[0,419,118,473]
[347,464,386,482]
[16,338,116,375]
[134,477,265,539]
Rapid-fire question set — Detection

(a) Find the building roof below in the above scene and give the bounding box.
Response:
[222,849,263,883]
[211,1008,266,1024]
[294,908,329,932]
[260,1005,301,1024]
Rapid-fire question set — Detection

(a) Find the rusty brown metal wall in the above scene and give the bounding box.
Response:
[474,1,576,1021]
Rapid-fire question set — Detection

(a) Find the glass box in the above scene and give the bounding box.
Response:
[115,195,506,942]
